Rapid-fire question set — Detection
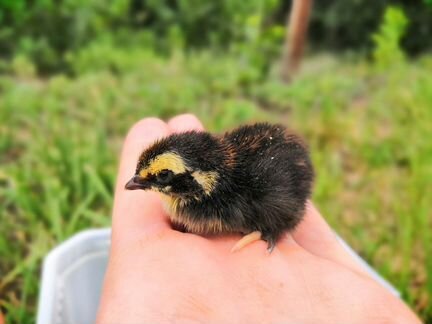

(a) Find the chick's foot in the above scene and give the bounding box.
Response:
[231,231,262,252]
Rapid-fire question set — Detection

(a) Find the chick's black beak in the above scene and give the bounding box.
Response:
[125,175,150,190]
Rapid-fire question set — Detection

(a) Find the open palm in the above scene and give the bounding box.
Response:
[97,115,420,324]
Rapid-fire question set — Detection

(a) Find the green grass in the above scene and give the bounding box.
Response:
[0,43,431,322]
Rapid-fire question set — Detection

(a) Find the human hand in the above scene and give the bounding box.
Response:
[97,114,421,324]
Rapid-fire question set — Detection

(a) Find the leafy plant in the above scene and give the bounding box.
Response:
[0,0,130,72]
[372,6,409,69]
[230,13,285,84]
[306,1,432,55]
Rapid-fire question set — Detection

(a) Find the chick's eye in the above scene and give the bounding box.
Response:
[156,169,174,184]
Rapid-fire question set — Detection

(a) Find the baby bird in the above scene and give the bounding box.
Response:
[125,123,314,252]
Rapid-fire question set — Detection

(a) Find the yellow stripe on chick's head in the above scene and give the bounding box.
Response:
[139,152,188,178]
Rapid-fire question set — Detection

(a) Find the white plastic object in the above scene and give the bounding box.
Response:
[37,229,110,324]
[37,228,399,324]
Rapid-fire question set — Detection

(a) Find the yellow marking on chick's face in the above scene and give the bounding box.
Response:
[139,152,187,178]
[192,171,218,195]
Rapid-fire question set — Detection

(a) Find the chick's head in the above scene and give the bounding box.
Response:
[125,132,220,201]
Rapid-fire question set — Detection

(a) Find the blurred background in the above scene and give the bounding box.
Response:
[0,0,431,322]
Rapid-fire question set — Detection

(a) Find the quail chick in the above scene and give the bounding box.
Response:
[125,123,314,252]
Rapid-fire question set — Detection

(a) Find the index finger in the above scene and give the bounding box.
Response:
[112,118,171,234]
[167,113,204,133]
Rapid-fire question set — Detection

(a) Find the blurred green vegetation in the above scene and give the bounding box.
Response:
[0,0,283,74]
[372,6,409,70]
[0,1,432,323]
[1,0,431,74]
[308,0,432,54]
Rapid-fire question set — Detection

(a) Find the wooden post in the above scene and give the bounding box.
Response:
[280,0,313,82]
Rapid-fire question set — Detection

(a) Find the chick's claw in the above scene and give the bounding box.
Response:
[263,234,277,253]
[231,231,262,252]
